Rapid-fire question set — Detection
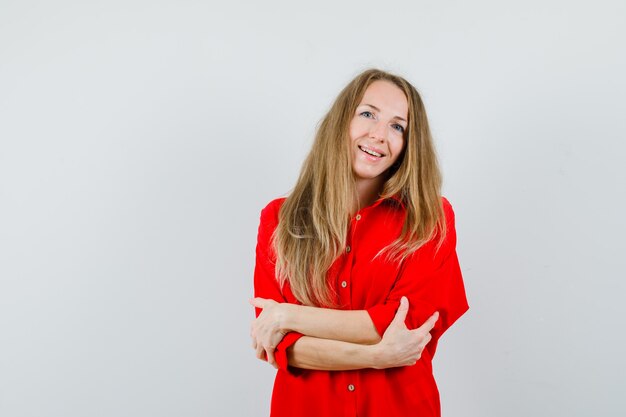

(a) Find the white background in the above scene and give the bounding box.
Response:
[1,1,625,416]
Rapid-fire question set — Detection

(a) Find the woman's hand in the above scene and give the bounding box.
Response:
[249,297,290,368]
[372,296,439,369]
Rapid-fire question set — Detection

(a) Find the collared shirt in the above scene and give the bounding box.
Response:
[253,195,469,417]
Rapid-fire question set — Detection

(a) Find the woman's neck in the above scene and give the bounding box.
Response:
[353,177,385,214]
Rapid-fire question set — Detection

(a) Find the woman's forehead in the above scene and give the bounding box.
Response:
[360,80,409,120]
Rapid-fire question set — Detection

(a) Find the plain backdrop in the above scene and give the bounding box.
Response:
[1,0,625,416]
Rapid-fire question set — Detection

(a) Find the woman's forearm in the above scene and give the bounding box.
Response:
[282,304,381,345]
[286,336,382,370]
[284,298,438,372]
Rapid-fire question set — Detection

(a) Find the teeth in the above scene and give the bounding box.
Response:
[360,146,382,157]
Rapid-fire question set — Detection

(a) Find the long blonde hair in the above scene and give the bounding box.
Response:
[273,68,446,307]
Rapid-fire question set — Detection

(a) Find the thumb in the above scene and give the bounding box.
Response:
[249,297,267,309]
[418,311,440,333]
[390,296,409,327]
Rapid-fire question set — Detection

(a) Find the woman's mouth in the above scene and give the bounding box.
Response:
[358,145,384,159]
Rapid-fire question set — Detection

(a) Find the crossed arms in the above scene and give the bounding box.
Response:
[249,296,438,371]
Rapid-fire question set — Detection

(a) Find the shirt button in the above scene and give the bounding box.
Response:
[341,281,347,288]
[355,214,361,220]
[348,384,355,392]
[346,246,351,253]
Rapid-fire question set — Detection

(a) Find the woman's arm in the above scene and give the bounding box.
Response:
[250,298,381,368]
[286,297,438,370]
[286,336,377,371]
[251,296,438,371]
[250,297,381,345]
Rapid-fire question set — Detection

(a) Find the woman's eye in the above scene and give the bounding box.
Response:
[392,124,405,133]
[360,111,374,118]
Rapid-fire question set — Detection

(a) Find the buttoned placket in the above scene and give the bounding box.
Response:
[344,212,362,414]
[341,207,377,414]
[349,212,364,415]
[339,211,363,307]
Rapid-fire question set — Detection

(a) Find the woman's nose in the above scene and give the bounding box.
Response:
[369,121,387,141]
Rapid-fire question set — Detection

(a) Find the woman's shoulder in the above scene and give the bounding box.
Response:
[434,196,457,245]
[259,196,288,224]
[441,195,455,223]
[261,196,287,212]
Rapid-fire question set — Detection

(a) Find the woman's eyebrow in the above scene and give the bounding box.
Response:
[361,103,407,122]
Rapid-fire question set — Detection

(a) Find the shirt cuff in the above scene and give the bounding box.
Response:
[274,331,305,375]
[366,302,400,338]
[367,299,440,336]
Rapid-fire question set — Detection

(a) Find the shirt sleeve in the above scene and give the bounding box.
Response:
[253,200,304,374]
[366,197,469,358]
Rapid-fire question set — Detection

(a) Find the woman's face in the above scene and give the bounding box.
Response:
[349,80,408,186]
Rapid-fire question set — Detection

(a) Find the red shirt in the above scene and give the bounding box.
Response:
[253,196,469,417]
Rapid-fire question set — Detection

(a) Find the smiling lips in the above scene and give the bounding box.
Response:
[358,145,385,160]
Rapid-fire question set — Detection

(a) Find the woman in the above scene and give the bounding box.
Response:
[250,69,469,417]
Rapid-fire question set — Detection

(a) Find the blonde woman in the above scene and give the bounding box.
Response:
[250,69,468,417]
